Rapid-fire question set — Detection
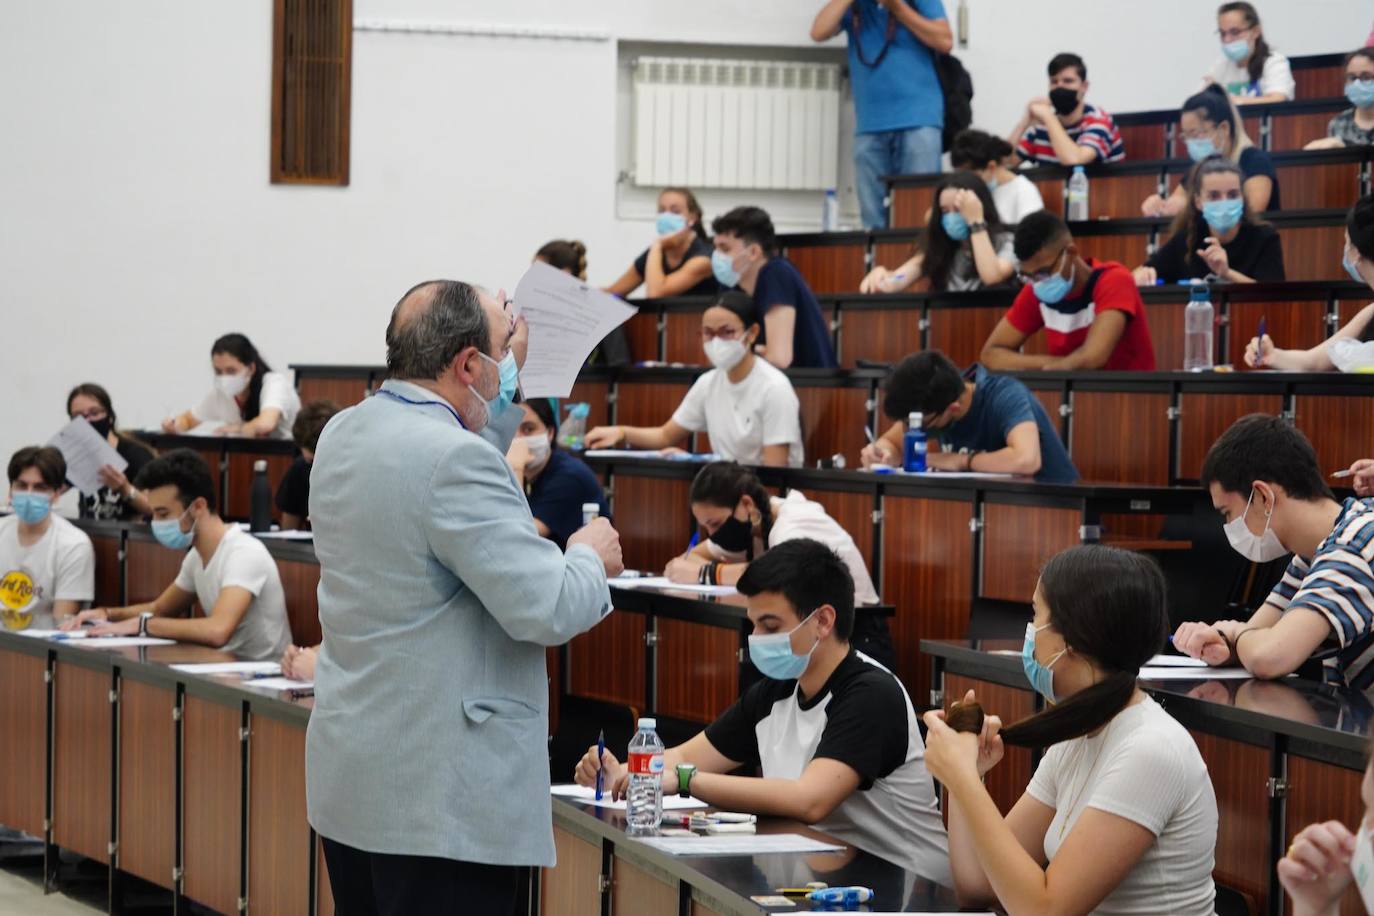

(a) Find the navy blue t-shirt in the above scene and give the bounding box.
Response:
[1238,146,1281,212]
[526,450,611,549]
[752,258,838,369]
[934,365,1078,484]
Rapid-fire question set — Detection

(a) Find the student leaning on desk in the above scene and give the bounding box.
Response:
[161,332,300,439]
[576,539,950,883]
[1173,415,1374,690]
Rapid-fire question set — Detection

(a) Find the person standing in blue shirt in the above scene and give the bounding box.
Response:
[812,0,953,229]
[506,398,610,549]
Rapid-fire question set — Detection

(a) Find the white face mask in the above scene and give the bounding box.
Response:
[1223,488,1288,563]
[214,372,250,397]
[703,337,748,371]
[519,433,551,469]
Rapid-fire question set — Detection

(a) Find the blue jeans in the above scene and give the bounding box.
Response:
[853,126,942,229]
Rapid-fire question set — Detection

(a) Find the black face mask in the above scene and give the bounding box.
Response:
[711,514,754,556]
[1049,87,1080,117]
[87,416,113,439]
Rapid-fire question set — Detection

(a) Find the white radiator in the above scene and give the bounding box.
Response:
[632,57,842,191]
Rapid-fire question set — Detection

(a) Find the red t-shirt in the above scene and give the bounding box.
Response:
[1004,260,1156,371]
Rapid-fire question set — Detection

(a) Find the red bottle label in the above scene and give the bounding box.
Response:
[627,751,664,776]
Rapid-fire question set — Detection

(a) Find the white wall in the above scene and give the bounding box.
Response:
[1,0,1369,483]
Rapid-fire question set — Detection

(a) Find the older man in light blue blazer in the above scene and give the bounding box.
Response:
[306,280,623,914]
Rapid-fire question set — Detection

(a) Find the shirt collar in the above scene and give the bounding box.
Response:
[376,379,465,428]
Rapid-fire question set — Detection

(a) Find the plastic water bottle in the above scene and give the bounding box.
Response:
[581,503,600,526]
[821,188,839,232]
[626,717,665,833]
[560,403,590,450]
[249,460,272,532]
[1184,285,1215,372]
[903,412,927,473]
[1067,166,1089,222]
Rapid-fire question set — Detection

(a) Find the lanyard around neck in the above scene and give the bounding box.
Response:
[375,388,466,430]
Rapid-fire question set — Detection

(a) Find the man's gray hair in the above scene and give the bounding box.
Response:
[385,280,491,380]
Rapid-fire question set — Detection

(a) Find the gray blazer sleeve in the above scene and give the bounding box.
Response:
[479,406,521,454]
[423,438,611,646]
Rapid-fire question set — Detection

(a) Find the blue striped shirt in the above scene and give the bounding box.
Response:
[1267,498,1374,690]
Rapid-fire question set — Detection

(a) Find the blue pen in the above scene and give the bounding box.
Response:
[1256,315,1267,366]
[595,729,606,801]
[809,886,874,905]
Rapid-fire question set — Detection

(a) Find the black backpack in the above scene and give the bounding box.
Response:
[935,53,974,151]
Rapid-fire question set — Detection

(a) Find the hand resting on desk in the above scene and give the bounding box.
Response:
[1171,621,1236,667]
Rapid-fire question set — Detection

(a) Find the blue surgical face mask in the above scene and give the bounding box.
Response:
[656,211,687,236]
[1345,249,1367,285]
[477,350,519,419]
[941,211,970,241]
[984,173,1000,192]
[712,249,741,288]
[1347,79,1374,110]
[1022,621,1066,703]
[1202,197,1245,233]
[152,508,195,551]
[1032,250,1074,305]
[1186,137,1218,162]
[1222,38,1251,63]
[748,610,819,681]
[11,492,52,525]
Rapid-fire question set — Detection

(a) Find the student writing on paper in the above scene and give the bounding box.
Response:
[1277,743,1374,916]
[663,462,895,671]
[506,397,610,549]
[60,450,293,661]
[574,540,951,884]
[1,447,95,621]
[1174,416,1374,692]
[861,351,1078,484]
[276,399,340,531]
[583,292,804,467]
[923,546,1218,916]
[65,383,154,520]
[161,333,301,439]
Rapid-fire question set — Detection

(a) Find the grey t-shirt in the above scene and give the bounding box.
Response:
[174,527,293,662]
[946,230,1015,291]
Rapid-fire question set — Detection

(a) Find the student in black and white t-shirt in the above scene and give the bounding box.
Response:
[574,539,950,883]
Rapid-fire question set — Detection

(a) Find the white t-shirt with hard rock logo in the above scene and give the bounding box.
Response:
[0,515,95,619]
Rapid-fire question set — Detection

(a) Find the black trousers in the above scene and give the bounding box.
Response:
[321,836,519,916]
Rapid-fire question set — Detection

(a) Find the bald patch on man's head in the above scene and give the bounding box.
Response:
[392,280,442,331]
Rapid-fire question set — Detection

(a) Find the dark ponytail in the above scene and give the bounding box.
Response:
[211,333,271,424]
[688,462,774,543]
[1000,545,1169,749]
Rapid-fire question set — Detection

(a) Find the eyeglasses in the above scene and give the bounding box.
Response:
[1347,73,1374,85]
[701,326,745,341]
[72,410,107,422]
[1016,248,1069,285]
[1216,27,1250,41]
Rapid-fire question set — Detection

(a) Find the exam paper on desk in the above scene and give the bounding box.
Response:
[171,661,281,676]
[550,784,707,810]
[634,833,844,856]
[1137,666,1256,680]
[514,261,637,398]
[612,576,738,596]
[47,416,128,496]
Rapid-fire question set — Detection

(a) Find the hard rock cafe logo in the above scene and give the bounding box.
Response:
[0,570,39,629]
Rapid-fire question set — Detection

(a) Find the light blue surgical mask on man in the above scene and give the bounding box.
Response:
[11,492,52,525]
[1202,198,1245,233]
[477,350,519,419]
[152,508,195,551]
[1222,38,1250,63]
[1347,79,1374,110]
[748,610,819,681]
[1032,250,1074,305]
[712,249,741,288]
[1022,621,1066,703]
[656,211,687,236]
[941,211,971,241]
[1186,137,1218,162]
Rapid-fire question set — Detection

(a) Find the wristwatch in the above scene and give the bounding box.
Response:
[138,612,153,637]
[676,763,697,799]
[967,220,989,235]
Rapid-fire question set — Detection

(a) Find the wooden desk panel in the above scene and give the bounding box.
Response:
[1275,161,1363,210]
[127,538,187,606]
[612,851,679,915]
[1339,299,1372,334]
[891,186,935,229]
[615,383,691,431]
[873,240,921,279]
[567,380,611,434]
[663,312,705,365]
[804,488,876,574]
[1294,394,1374,478]
[568,613,647,712]
[1270,112,1342,152]
[1117,123,1169,161]
[52,661,112,863]
[91,532,122,607]
[1144,302,1185,373]
[297,376,369,408]
[944,675,1033,815]
[277,559,323,648]
[226,452,296,522]
[927,305,1005,369]
[880,495,973,689]
[1032,178,1065,216]
[1090,173,1161,221]
[543,825,602,916]
[0,649,46,837]
[1177,392,1285,481]
[182,695,242,915]
[610,474,692,574]
[842,308,925,367]
[1283,224,1349,282]
[657,618,738,724]
[1074,233,1151,269]
[982,504,1079,604]
[623,310,661,364]
[1069,391,1171,485]
[248,715,311,916]
[1294,66,1344,99]
[1227,300,1328,368]
[1190,730,1270,915]
[785,245,867,295]
[117,679,176,890]
[1284,756,1365,916]
[797,386,869,471]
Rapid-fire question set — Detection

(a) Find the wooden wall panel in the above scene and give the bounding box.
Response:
[1339,299,1372,335]
[612,853,679,915]
[542,826,602,916]
[1032,178,1066,216]
[1227,300,1328,369]
[183,696,242,915]
[982,504,1079,604]
[226,452,296,522]
[567,612,647,711]
[1075,233,1152,269]
[1294,394,1374,480]
[277,558,322,648]
[614,383,691,431]
[1275,161,1363,210]
[944,675,1034,815]
[623,310,660,364]
[1144,302,1185,373]
[1117,124,1169,161]
[91,532,122,607]
[842,308,925,367]
[1294,65,1345,99]
[927,306,1006,369]
[1270,111,1342,152]
[1032,389,1064,432]
[1284,755,1366,916]
[567,380,611,434]
[873,241,921,278]
[117,679,176,890]
[785,245,867,295]
[1089,173,1161,221]
[297,376,368,408]
[610,474,692,573]
[880,495,974,690]
[797,386,870,470]
[1283,225,1348,282]
[127,537,189,606]
[248,715,311,916]
[804,488,876,575]
[891,186,936,229]
[0,649,46,837]
[664,311,706,365]
[52,661,112,863]
[1069,391,1171,485]
[1177,393,1285,481]
[657,618,738,723]
[1190,730,1270,915]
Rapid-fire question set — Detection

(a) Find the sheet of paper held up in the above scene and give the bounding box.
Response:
[47,416,128,495]
[514,261,637,398]
[611,576,738,596]
[550,784,707,811]
[634,833,844,856]
[1138,666,1254,681]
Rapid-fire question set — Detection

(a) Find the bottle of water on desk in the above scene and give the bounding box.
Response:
[626,717,664,833]
[1067,166,1089,222]
[822,188,839,231]
[904,412,927,473]
[1184,285,1215,372]
[560,403,590,450]
[250,460,272,532]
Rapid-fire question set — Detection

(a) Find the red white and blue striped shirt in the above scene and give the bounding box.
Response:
[1017,103,1125,165]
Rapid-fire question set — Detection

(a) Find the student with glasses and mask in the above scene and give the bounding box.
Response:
[161,332,301,439]
[65,383,155,520]
[574,538,950,884]
[1205,2,1293,106]
[1133,156,1284,287]
[922,545,1219,916]
[1008,53,1125,167]
[583,291,804,467]
[981,210,1156,372]
[1306,49,1374,150]
[1,447,94,622]
[1172,415,1374,693]
[505,397,609,550]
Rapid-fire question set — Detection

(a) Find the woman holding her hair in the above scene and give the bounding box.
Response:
[1134,156,1284,286]
[860,172,1017,294]
[1206,2,1294,105]
[1306,48,1374,150]
[922,545,1218,916]
[65,383,154,519]
[162,333,300,439]
[604,187,718,299]
[950,129,1045,227]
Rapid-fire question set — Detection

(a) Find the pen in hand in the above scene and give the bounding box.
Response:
[595,729,606,801]
[1256,316,1266,366]
[1332,469,1355,479]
